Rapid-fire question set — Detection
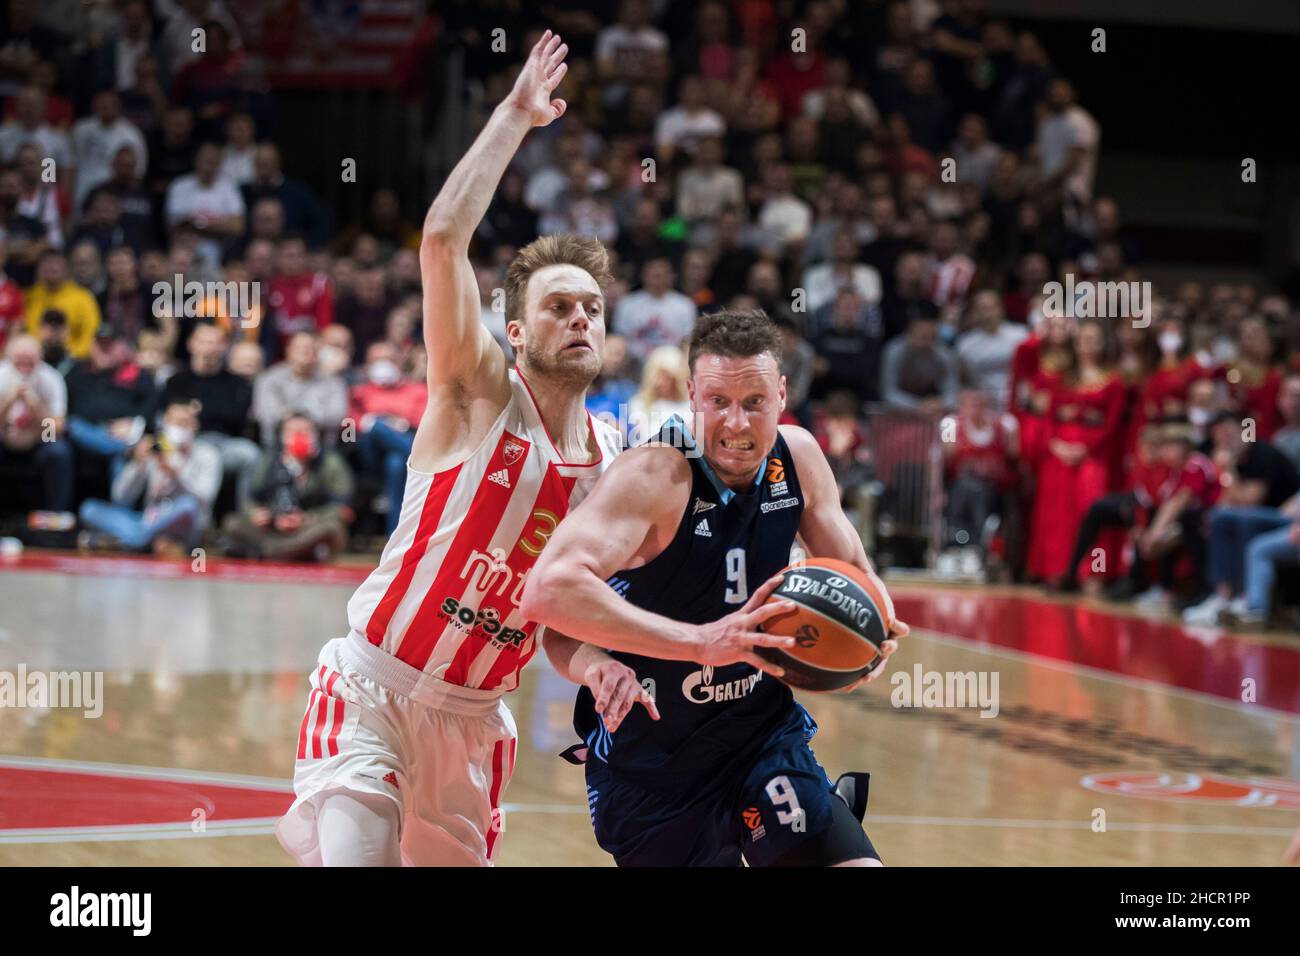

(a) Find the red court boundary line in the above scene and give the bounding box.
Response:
[0,551,369,586]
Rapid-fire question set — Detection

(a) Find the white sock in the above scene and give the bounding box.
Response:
[317,791,402,867]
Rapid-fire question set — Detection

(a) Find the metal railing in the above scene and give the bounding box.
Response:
[859,405,945,569]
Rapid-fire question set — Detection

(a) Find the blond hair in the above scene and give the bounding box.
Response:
[503,233,613,329]
[635,345,690,407]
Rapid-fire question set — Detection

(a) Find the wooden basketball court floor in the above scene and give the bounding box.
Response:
[1,552,1298,866]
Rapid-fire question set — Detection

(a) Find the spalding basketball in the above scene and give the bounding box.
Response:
[755,558,896,692]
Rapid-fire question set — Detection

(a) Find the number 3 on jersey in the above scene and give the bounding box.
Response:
[724,547,748,604]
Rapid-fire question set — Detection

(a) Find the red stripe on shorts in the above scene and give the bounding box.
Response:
[296,689,319,760]
[309,689,330,759]
[485,739,506,861]
[326,697,345,757]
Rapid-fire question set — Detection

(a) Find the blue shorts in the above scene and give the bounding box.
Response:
[584,713,877,867]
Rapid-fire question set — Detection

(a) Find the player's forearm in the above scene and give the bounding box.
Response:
[523,564,703,662]
[423,103,532,250]
[541,629,613,685]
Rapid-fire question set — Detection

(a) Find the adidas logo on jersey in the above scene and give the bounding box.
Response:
[487,468,511,488]
[694,519,711,538]
[693,498,716,515]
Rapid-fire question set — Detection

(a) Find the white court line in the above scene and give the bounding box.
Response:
[501,805,1300,836]
[903,624,1300,724]
[0,818,283,844]
[0,754,292,790]
[4,805,1294,844]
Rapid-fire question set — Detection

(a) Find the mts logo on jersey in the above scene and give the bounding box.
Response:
[765,457,788,496]
[681,664,763,703]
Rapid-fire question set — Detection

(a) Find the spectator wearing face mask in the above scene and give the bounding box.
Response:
[349,342,428,533]
[318,323,358,385]
[1139,318,1194,424]
[0,333,73,513]
[162,321,258,505]
[78,399,220,554]
[219,413,354,562]
[940,388,1020,576]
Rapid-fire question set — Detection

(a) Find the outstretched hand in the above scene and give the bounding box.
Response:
[505,29,569,127]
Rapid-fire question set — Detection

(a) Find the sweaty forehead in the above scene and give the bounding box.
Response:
[692,353,779,390]
[528,264,602,302]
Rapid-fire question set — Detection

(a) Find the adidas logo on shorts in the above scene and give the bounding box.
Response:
[487,468,511,488]
[694,519,711,538]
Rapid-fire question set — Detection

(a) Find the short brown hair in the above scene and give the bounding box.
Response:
[503,233,613,328]
[687,308,783,371]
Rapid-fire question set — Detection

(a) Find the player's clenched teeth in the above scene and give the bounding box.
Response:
[721,439,753,450]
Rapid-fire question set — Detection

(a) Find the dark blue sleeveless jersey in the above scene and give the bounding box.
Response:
[573,418,808,795]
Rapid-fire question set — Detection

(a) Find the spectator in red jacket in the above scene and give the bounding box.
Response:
[263,235,334,362]
[350,341,428,534]
[1220,315,1282,441]
[0,237,24,350]
[941,388,1019,572]
[1109,422,1219,606]
[1027,318,1125,582]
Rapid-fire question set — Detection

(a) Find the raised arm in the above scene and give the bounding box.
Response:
[520,444,796,671]
[419,30,569,390]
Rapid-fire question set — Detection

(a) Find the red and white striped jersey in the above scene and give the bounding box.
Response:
[347,368,623,693]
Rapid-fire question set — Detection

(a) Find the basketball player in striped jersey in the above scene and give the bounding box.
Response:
[279,30,789,868]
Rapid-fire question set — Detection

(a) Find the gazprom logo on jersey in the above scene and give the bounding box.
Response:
[682,665,763,704]
[781,573,874,630]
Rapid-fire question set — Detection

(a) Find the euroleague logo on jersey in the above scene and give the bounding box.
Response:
[765,457,788,496]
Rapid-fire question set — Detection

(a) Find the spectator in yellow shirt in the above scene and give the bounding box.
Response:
[24,250,101,359]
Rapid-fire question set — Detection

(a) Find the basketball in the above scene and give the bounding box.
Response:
[755,558,896,692]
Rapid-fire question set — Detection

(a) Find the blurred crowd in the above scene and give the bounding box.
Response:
[1,0,1298,627]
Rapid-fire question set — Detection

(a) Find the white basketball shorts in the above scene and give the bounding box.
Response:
[276,631,518,866]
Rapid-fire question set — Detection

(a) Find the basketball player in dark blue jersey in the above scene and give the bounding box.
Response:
[521,309,909,866]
